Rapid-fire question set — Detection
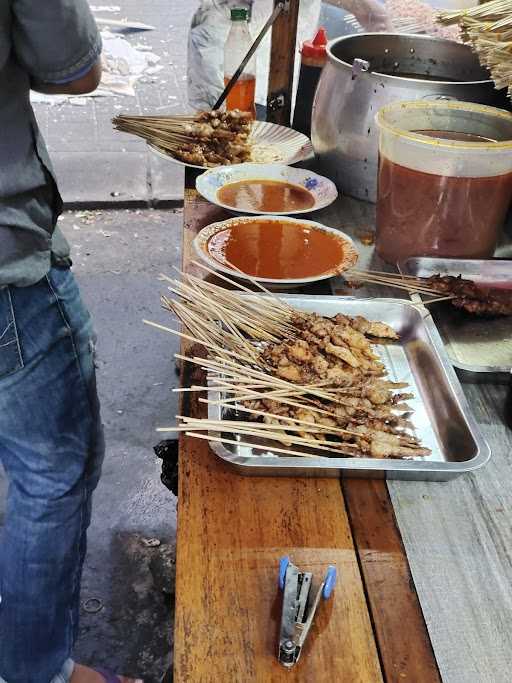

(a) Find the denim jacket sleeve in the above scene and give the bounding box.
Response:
[10,0,102,83]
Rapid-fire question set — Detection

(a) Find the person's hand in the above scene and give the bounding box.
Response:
[352,0,392,32]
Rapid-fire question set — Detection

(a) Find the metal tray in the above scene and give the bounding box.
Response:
[399,258,512,381]
[206,295,490,481]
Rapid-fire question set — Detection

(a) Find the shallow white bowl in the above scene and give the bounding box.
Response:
[193,215,359,289]
[195,163,338,216]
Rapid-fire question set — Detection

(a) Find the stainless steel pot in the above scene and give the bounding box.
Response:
[311,33,508,202]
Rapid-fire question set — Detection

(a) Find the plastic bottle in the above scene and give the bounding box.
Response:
[224,7,256,119]
[292,27,328,137]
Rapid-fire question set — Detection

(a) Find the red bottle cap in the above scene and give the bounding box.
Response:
[301,28,328,60]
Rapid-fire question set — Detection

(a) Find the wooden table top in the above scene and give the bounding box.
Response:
[172,172,512,683]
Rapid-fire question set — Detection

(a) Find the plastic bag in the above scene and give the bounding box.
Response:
[187,0,322,112]
[187,0,235,112]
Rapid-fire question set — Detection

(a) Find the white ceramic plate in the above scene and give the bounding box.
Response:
[148,120,314,169]
[195,163,338,216]
[193,215,359,289]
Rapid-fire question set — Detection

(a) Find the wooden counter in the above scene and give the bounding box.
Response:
[172,171,512,682]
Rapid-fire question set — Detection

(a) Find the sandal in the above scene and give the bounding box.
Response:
[94,669,144,683]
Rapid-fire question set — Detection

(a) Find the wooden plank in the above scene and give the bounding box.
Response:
[267,0,300,125]
[388,382,512,683]
[173,185,383,682]
[343,479,442,683]
[316,193,512,682]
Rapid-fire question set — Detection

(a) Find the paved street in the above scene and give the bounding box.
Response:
[33,0,196,206]
[62,208,181,681]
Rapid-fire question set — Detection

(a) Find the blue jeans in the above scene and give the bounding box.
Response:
[0,267,104,683]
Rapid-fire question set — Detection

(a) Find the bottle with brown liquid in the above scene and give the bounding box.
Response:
[224,7,256,119]
[292,28,328,137]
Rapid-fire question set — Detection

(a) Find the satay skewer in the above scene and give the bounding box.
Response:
[185,432,328,460]
[187,403,419,448]
[169,416,426,457]
[142,321,257,366]
[170,422,361,456]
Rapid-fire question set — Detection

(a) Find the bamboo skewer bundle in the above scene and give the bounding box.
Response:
[345,269,456,304]
[146,265,432,461]
[345,269,512,316]
[113,110,253,167]
[153,262,295,366]
[437,0,512,96]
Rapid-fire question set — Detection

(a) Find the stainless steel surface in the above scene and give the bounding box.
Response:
[311,33,508,203]
[279,563,300,668]
[206,295,490,480]
[399,258,512,380]
[278,560,325,668]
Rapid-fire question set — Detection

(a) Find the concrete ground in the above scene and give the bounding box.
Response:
[62,208,182,682]
[0,208,182,682]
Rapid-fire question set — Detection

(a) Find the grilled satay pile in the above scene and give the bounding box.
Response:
[113,110,252,167]
[175,110,252,166]
[347,269,512,317]
[424,274,512,316]
[240,311,430,459]
[156,267,432,460]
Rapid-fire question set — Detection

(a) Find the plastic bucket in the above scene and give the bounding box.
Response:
[375,100,512,264]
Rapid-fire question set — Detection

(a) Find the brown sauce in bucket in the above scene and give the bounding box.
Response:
[217,180,315,213]
[413,130,498,142]
[376,156,512,264]
[207,219,347,279]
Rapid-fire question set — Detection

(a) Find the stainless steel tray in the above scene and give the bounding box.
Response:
[399,258,512,381]
[206,295,490,481]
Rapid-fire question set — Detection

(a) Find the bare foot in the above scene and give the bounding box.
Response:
[70,663,143,683]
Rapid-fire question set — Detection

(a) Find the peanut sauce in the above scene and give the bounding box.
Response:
[217,179,315,213]
[207,220,346,279]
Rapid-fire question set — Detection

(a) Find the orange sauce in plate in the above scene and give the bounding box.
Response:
[217,179,315,213]
[207,219,347,279]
